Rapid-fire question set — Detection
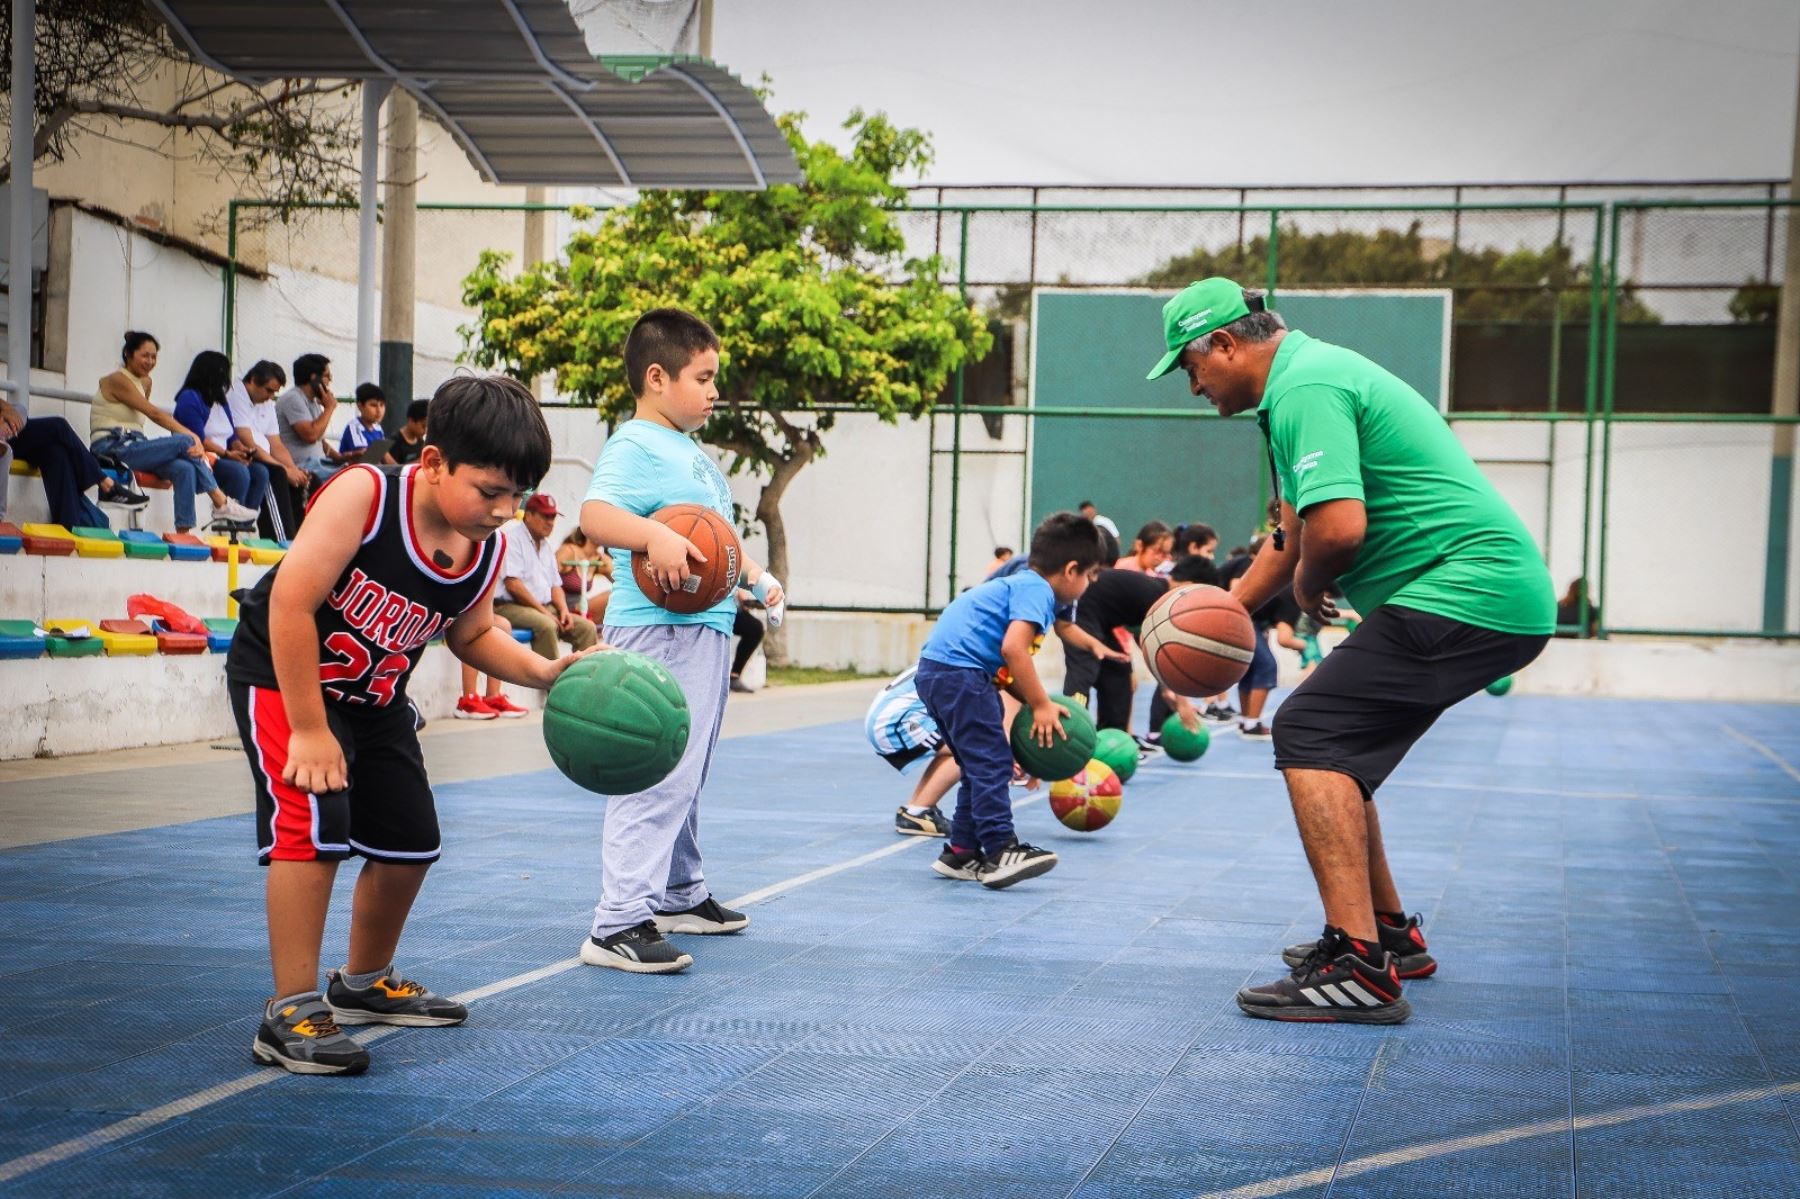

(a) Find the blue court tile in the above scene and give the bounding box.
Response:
[343,1027,600,1100]
[1573,1073,1800,1197]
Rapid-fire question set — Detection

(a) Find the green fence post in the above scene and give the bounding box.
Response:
[223,200,240,361]
[1596,204,1625,640]
[923,410,935,610]
[945,209,970,603]
[1574,205,1605,636]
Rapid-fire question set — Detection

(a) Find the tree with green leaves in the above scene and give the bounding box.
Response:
[1138,220,1660,323]
[462,107,991,662]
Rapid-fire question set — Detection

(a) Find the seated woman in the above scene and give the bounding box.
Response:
[172,350,269,516]
[88,331,257,533]
[0,395,147,527]
[556,527,613,625]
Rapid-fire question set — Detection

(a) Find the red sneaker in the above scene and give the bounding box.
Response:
[453,694,497,721]
[484,693,528,719]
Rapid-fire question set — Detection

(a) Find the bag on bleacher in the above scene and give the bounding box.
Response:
[126,594,206,636]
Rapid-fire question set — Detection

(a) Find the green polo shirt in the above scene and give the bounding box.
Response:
[1257,331,1554,635]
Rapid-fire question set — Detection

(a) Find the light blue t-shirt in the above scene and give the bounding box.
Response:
[921,571,1060,680]
[584,419,738,634]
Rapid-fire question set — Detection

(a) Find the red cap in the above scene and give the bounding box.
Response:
[523,493,558,517]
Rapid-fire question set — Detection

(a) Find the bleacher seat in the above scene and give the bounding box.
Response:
[144,619,208,655]
[0,522,21,554]
[162,532,211,562]
[120,473,172,531]
[205,534,253,564]
[511,627,533,645]
[20,523,75,556]
[95,619,158,656]
[41,619,104,658]
[118,530,170,560]
[0,619,44,659]
[203,617,237,654]
[243,537,286,565]
[68,526,126,559]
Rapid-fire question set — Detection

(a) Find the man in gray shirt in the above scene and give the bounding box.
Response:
[277,352,340,486]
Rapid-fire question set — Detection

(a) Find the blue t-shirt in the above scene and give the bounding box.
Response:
[172,389,208,442]
[340,419,381,455]
[584,419,738,634]
[921,571,1060,679]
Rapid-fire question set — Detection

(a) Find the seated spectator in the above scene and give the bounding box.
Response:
[1175,521,1217,564]
[227,360,305,541]
[276,352,340,486]
[173,350,269,516]
[454,612,529,720]
[493,493,600,660]
[382,398,429,465]
[555,527,615,622]
[338,383,386,463]
[89,331,257,532]
[0,395,148,527]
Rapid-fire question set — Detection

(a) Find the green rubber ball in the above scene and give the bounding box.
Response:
[1160,713,1211,762]
[1092,727,1139,782]
[1485,674,1514,697]
[1010,693,1097,782]
[543,650,691,794]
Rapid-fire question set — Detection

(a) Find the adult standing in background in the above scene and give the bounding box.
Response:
[1148,278,1553,1025]
[277,353,339,486]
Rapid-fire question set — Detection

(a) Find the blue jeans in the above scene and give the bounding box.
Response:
[914,658,1015,856]
[91,429,219,530]
[213,457,270,511]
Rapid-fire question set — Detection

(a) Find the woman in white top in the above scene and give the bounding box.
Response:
[89,331,257,532]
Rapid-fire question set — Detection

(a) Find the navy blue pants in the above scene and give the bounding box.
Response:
[913,658,1015,856]
[12,417,107,528]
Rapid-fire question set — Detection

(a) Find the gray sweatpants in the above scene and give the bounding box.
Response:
[590,623,731,939]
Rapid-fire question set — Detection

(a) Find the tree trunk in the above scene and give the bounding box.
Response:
[753,442,815,667]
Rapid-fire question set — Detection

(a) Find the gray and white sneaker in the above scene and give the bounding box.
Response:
[977,839,1059,890]
[252,994,370,1075]
[581,921,694,973]
[653,896,749,935]
[326,966,467,1026]
[210,498,259,526]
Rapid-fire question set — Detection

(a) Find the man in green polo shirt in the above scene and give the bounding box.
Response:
[1148,278,1554,1026]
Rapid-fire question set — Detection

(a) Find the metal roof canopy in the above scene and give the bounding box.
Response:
[146,0,802,189]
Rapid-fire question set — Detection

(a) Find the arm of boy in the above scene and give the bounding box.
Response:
[1163,688,1203,732]
[266,469,376,794]
[737,554,785,627]
[447,582,602,689]
[579,499,706,593]
[1000,619,1066,749]
[1053,619,1128,663]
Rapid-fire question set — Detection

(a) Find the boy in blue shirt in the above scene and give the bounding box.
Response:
[338,383,386,462]
[578,309,785,973]
[918,512,1104,888]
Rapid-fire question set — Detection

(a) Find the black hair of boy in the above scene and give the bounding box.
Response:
[426,375,551,491]
[1169,554,1220,586]
[355,382,385,405]
[624,308,720,397]
[1182,522,1216,550]
[406,399,430,424]
[1027,511,1103,573]
[292,353,330,391]
[245,359,286,387]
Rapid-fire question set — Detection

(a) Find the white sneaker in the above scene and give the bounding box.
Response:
[212,498,259,525]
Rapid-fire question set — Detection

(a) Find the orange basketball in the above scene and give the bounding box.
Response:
[631,504,742,614]
[1139,584,1257,697]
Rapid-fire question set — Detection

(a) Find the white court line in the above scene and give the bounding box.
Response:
[0,817,993,1185]
[1192,1079,1800,1199]
[1722,723,1800,786]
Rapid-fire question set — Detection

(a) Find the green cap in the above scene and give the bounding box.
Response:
[1146,277,1258,381]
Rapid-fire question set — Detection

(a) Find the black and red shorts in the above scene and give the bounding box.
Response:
[230,682,439,866]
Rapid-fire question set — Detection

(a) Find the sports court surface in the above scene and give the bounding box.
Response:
[2,683,1799,1198]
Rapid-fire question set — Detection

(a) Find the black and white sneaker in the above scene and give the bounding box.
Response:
[1238,722,1272,741]
[326,966,467,1026]
[976,839,1058,890]
[1204,704,1239,725]
[1283,913,1437,979]
[932,845,983,881]
[653,896,749,935]
[252,994,369,1075]
[896,805,952,837]
[581,922,694,973]
[1239,926,1411,1024]
[1131,734,1163,757]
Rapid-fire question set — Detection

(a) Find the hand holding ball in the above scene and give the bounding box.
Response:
[633,504,741,614]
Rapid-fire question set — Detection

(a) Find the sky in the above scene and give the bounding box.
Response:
[698,0,1800,187]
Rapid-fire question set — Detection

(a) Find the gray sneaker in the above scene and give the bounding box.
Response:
[252,994,370,1075]
[326,967,468,1026]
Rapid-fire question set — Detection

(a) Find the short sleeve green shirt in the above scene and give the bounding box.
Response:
[1257,331,1554,635]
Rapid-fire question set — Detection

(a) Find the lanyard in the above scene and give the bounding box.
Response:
[1257,411,1286,552]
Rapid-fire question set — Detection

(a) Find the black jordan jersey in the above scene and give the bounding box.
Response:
[227,464,507,707]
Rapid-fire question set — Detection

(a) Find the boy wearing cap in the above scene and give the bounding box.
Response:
[493,492,601,661]
[1148,277,1552,1026]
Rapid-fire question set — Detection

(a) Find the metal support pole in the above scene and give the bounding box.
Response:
[1577,205,1605,638]
[698,0,714,57]
[1766,29,1800,631]
[379,89,417,424]
[946,209,969,602]
[7,0,35,399]
[223,200,239,358]
[1596,205,1625,640]
[355,80,391,388]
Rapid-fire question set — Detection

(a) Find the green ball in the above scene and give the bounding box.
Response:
[1485,674,1514,697]
[1010,693,1097,782]
[1160,713,1211,762]
[1092,727,1139,782]
[543,650,690,794]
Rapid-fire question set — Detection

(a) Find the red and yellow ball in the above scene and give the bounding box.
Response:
[1048,759,1123,832]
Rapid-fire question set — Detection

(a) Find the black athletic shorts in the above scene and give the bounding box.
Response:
[230,682,439,866]
[1271,605,1548,800]
[1062,643,1134,731]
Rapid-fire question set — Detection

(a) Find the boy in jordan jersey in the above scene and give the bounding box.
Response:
[227,376,593,1075]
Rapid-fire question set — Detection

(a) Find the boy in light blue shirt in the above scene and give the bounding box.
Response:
[917,512,1103,889]
[578,308,785,974]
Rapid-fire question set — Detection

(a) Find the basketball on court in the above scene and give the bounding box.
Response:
[1009,693,1097,781]
[543,650,691,794]
[1486,675,1514,696]
[1159,713,1211,762]
[1092,727,1139,782]
[1140,584,1257,697]
[632,504,742,614]
[1049,759,1123,831]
